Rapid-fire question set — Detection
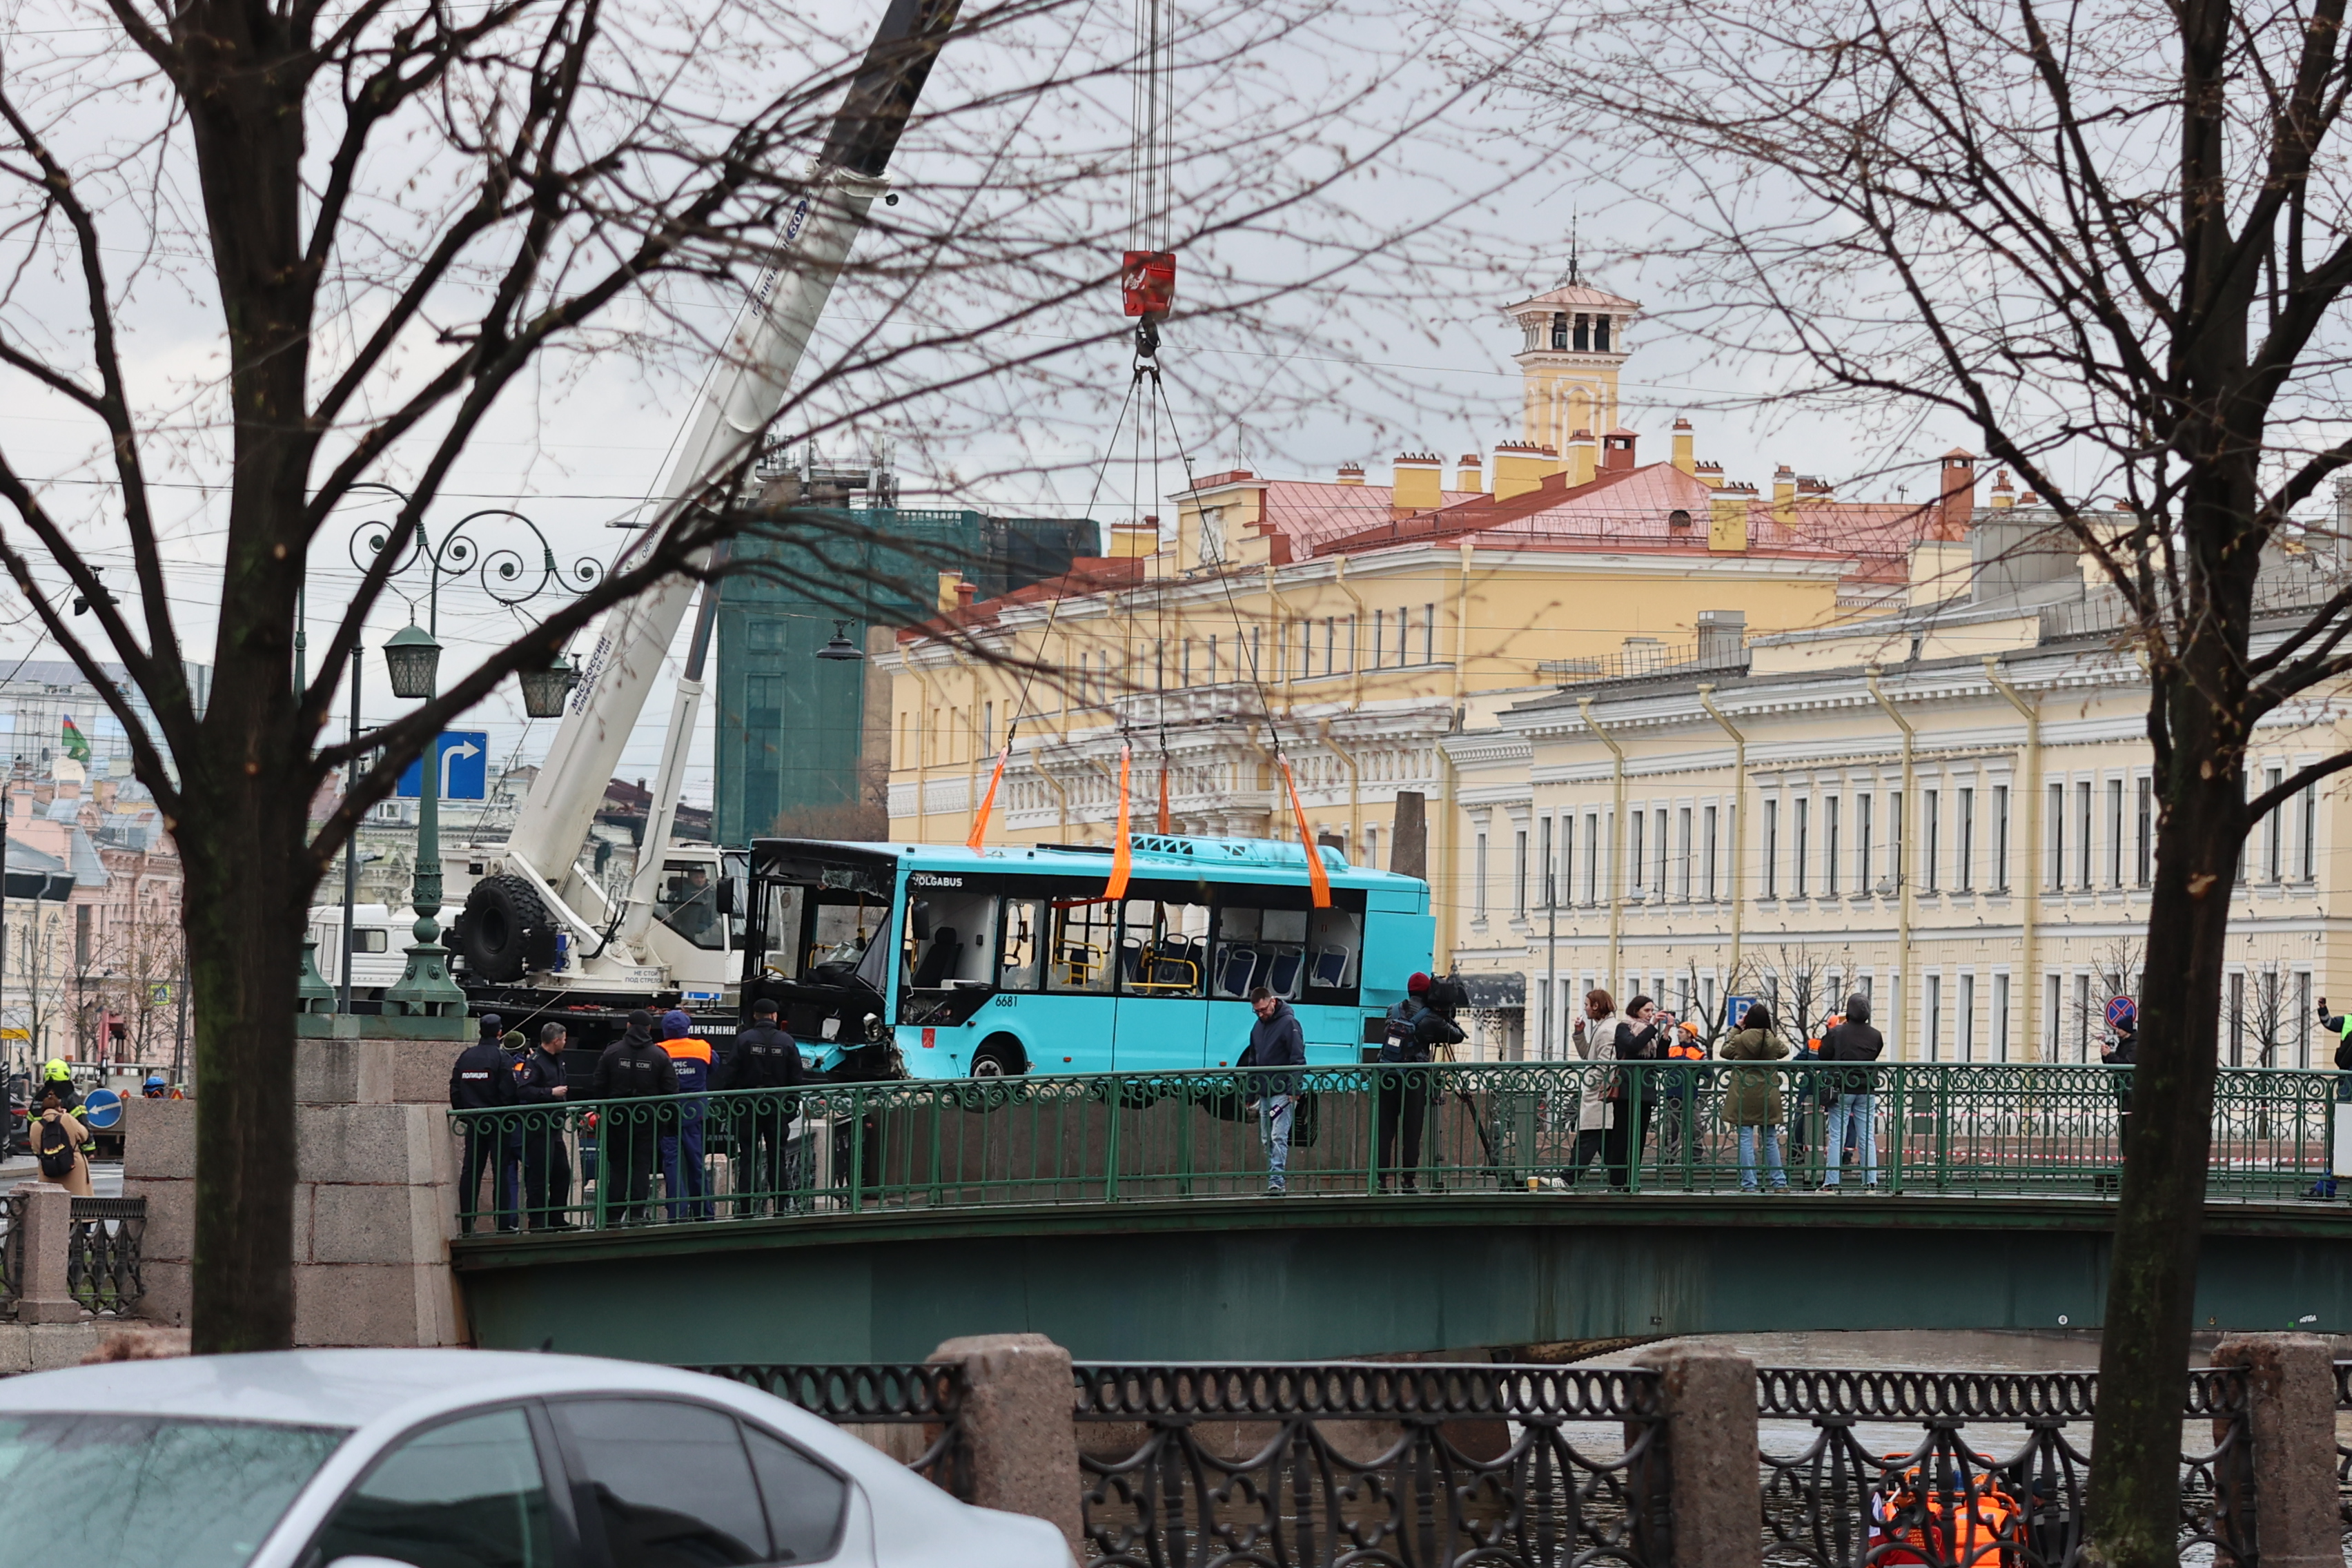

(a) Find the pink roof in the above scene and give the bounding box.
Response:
[1510,282,1642,313]
[1255,480,1485,558]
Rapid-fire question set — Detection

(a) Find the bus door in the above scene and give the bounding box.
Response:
[1039,898,1121,1072]
[1113,894,1211,1071]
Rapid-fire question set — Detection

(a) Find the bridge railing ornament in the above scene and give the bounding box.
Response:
[691,1361,971,1500]
[1756,1365,2255,1568]
[1069,1361,1667,1568]
[447,1061,2342,1233]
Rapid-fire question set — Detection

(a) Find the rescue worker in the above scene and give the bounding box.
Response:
[448,1016,520,1233]
[513,1021,574,1231]
[657,1009,715,1222]
[718,999,805,1215]
[589,1009,677,1224]
[1658,1021,1708,1170]
[2316,997,2352,1197]
[139,1074,166,1099]
[1375,972,1464,1191]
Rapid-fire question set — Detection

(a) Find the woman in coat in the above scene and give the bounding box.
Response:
[1718,1003,1790,1192]
[1564,989,1620,1185]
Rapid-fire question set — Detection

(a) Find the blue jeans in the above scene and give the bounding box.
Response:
[1823,1094,1879,1186]
[1737,1124,1786,1190]
[1258,1095,1295,1190]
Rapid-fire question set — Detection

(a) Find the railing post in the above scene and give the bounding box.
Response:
[1102,1076,1122,1203]
[1888,1064,1907,1196]
[1627,1063,1645,1194]
[14,1186,78,1324]
[927,1332,1084,1556]
[1631,1342,1761,1568]
[2211,1333,2338,1568]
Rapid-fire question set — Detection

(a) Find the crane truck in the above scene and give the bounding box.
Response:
[413,0,957,1062]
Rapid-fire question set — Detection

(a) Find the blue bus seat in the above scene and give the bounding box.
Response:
[1266,950,1302,997]
[1218,946,1260,997]
[912,928,959,988]
[1119,940,1143,982]
[1311,946,1349,988]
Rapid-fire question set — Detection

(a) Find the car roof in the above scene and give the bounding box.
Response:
[0,1349,752,1430]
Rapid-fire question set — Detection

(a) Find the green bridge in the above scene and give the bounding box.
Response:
[449,1061,2352,1362]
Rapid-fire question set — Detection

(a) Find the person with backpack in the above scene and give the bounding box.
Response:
[1376,972,1464,1190]
[589,1010,678,1224]
[1719,1003,1791,1193]
[1817,994,1884,1190]
[718,999,806,1215]
[30,1091,90,1195]
[449,1015,521,1233]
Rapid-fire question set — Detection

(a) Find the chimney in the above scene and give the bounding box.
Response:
[1937,449,1977,540]
[1491,441,1556,501]
[1796,475,1832,498]
[1335,462,1366,487]
[936,569,963,615]
[1567,428,1598,487]
[1600,429,1638,473]
[1696,609,1746,665]
[955,580,979,611]
[1108,515,1160,558]
[1772,464,1797,525]
[1671,417,1696,476]
[1390,452,1444,514]
[1694,460,1724,490]
[1990,468,2015,510]
[1456,452,1486,494]
[1709,482,1754,553]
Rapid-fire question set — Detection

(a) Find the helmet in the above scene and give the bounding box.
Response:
[41,1059,69,1083]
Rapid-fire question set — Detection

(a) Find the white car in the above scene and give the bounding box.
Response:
[0,1348,1071,1568]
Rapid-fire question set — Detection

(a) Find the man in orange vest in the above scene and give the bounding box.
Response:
[658,1009,716,1222]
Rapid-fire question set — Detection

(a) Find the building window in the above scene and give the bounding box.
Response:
[1630,811,1646,893]
[1856,792,1874,893]
[1677,807,1694,900]
[1925,974,1941,1061]
[1595,315,1613,351]
[1959,972,1976,1061]
[1207,635,1219,684]
[2136,777,2153,886]
[1371,610,1384,669]
[1794,798,1810,899]
[2076,781,2093,889]
[1703,805,1719,900]
[1396,611,1409,667]
[1825,796,1841,896]
[1513,829,1529,915]
[1994,972,2011,1060]
[1180,640,1192,685]
[2264,765,2284,881]
[1423,605,1436,665]
[1995,785,2011,890]
[1923,789,1939,892]
[1957,787,1974,891]
[1573,312,1591,351]
[1551,311,1569,350]
[1539,816,1554,908]
[1888,790,1904,899]
[1584,811,1600,904]
[2075,972,2091,1062]
[2302,783,2318,881]
[2047,972,2062,1059]
[1764,799,1779,899]
[2047,783,2065,890]
[1474,831,1488,917]
[2298,970,2314,1067]
[1322,618,1335,675]
[2228,970,2244,1066]
[1654,808,1668,896]
[2107,778,2125,887]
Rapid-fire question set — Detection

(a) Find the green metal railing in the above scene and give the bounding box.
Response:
[447,1061,2344,1233]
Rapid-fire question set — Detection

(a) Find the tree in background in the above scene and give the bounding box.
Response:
[1493,0,2352,1556]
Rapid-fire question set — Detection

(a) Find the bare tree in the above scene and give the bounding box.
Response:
[1488,0,2352,1552]
[0,0,1527,1350]
[2066,939,2148,1064]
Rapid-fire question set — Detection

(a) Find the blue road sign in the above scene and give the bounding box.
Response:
[1724,994,1758,1030]
[81,1087,121,1130]
[396,732,489,801]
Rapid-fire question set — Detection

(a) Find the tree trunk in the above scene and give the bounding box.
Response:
[2084,527,2253,1568]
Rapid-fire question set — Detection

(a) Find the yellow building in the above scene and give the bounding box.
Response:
[1441,509,2352,1063]
[885,280,1969,965]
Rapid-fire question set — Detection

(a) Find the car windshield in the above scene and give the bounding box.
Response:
[0,1412,347,1568]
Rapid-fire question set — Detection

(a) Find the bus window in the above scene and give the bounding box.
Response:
[999,898,1046,992]
[808,895,881,976]
[902,890,999,995]
[1213,905,1308,999]
[1304,906,1362,993]
[1048,901,1117,994]
[1119,897,1208,997]
[759,882,806,975]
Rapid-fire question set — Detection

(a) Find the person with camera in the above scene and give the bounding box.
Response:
[1376,972,1465,1191]
[1603,996,1670,1189]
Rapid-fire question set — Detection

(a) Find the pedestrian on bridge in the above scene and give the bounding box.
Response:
[1565,990,1622,1187]
[720,999,805,1215]
[1605,997,1668,1189]
[1243,986,1305,1195]
[1378,972,1464,1191]
[1817,994,1883,1192]
[589,1010,677,1225]
[449,1016,521,1233]
[658,1010,716,1222]
[1719,1003,1791,1193]
[514,1023,574,1231]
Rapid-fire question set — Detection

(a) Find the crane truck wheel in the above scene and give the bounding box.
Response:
[457,875,558,983]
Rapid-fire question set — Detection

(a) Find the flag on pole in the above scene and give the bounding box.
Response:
[1104,743,1133,901]
[59,718,90,764]
[1280,757,1332,908]
[966,746,1008,851]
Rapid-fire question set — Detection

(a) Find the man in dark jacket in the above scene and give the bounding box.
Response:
[590,1009,678,1224]
[721,999,805,1215]
[449,1015,520,1232]
[1376,972,1465,1191]
[1817,994,1883,1190]
[1245,986,1306,1195]
[513,1022,574,1230]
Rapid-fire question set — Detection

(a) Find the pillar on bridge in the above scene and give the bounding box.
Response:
[2211,1333,2338,1568]
[929,1333,1084,1556]
[1634,1341,1763,1568]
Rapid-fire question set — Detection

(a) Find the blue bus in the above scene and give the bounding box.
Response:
[739,834,1436,1078]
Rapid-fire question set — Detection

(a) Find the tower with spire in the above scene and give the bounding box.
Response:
[1505,239,1640,460]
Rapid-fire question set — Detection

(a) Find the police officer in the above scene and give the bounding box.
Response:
[589,1009,677,1224]
[720,999,805,1215]
[449,1015,521,1233]
[656,1010,716,1222]
[513,1022,574,1230]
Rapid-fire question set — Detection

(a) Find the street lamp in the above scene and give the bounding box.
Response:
[516,651,581,719]
[816,620,864,661]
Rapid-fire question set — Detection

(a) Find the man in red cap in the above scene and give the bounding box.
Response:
[1376,971,1462,1190]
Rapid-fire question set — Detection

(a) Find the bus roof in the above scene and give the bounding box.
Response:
[748,833,1424,892]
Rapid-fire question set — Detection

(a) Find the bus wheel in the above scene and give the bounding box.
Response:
[971,1037,1027,1077]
